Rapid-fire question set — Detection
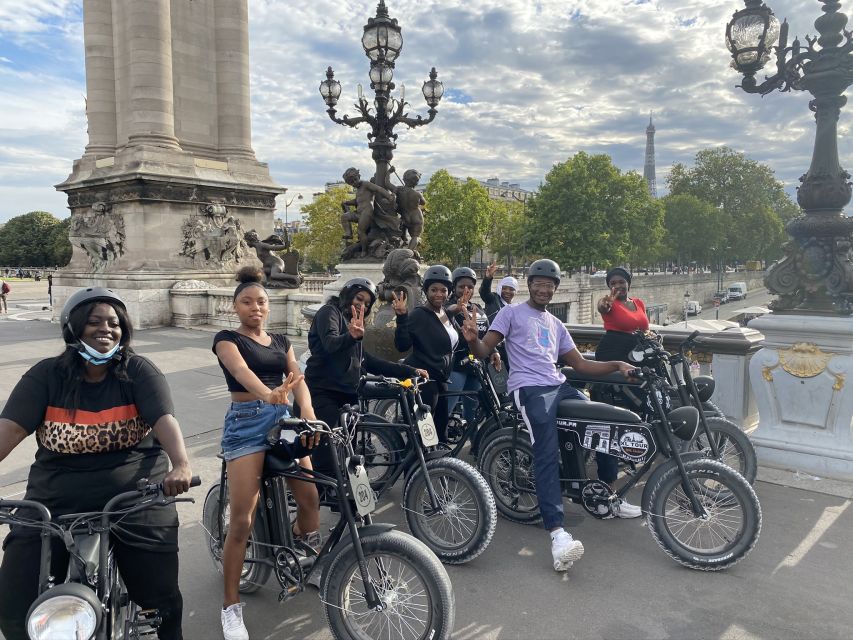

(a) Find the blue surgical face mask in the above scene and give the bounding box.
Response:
[77,340,122,365]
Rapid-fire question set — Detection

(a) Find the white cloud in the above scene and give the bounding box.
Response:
[0,0,847,222]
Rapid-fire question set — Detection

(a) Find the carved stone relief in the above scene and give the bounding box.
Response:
[179,204,248,268]
[68,202,126,272]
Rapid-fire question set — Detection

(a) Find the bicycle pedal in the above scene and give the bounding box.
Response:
[278,584,302,603]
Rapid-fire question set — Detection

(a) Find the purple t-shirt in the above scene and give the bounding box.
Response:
[489,302,576,393]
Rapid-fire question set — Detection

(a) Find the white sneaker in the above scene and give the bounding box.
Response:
[221,603,249,640]
[551,530,584,571]
[596,498,643,519]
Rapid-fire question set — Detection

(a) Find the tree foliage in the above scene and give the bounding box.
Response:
[422,170,491,266]
[524,152,664,272]
[0,211,71,267]
[291,187,351,271]
[667,147,797,263]
[661,194,725,265]
[488,199,526,269]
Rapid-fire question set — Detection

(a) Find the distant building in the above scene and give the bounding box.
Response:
[414,175,533,203]
[644,114,657,198]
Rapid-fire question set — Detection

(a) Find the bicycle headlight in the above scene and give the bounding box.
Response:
[27,583,101,640]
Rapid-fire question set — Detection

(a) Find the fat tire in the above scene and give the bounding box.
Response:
[646,458,761,571]
[201,482,272,593]
[403,457,497,564]
[680,417,757,484]
[356,416,407,492]
[322,530,455,640]
[479,428,542,525]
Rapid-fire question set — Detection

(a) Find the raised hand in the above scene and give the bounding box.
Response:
[598,291,615,314]
[461,305,479,343]
[348,304,365,339]
[451,288,472,315]
[485,261,498,279]
[391,290,408,315]
[268,371,304,405]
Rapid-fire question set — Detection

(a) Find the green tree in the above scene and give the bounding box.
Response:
[47,218,72,267]
[0,211,65,267]
[667,147,798,263]
[487,199,526,270]
[660,194,725,265]
[525,152,664,272]
[292,187,351,271]
[422,170,491,266]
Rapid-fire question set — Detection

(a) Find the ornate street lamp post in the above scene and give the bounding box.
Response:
[726,0,853,314]
[318,0,443,189]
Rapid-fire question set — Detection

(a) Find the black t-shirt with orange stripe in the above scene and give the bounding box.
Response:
[0,355,178,551]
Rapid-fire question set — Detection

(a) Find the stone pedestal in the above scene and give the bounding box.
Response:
[748,314,853,480]
[56,0,283,328]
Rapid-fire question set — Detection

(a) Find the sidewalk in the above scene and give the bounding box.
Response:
[2,320,853,639]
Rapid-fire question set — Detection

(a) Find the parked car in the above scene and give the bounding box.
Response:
[686,300,702,316]
[713,290,730,304]
[727,282,748,301]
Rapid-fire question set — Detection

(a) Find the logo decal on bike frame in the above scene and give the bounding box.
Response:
[618,432,650,461]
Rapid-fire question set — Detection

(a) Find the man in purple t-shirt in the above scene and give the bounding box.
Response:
[462,259,636,572]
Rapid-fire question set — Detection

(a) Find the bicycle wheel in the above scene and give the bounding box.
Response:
[646,459,761,571]
[322,530,455,640]
[478,429,542,525]
[202,482,272,593]
[403,457,497,564]
[356,417,406,491]
[681,417,757,484]
[371,398,400,422]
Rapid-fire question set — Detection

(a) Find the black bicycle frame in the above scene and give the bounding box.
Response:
[506,375,708,517]
[216,434,382,607]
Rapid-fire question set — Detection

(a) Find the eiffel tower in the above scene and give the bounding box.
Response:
[643,113,657,198]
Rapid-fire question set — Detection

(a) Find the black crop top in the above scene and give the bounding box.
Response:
[212,330,292,392]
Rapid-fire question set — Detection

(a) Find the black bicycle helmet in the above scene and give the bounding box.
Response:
[339,277,377,311]
[527,259,561,286]
[60,287,127,344]
[422,265,453,292]
[451,266,477,286]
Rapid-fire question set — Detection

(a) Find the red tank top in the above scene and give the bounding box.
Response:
[603,298,649,333]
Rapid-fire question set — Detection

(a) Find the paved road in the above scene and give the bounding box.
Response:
[2,312,853,639]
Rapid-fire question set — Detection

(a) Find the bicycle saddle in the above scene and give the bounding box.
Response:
[557,399,642,424]
[263,453,300,477]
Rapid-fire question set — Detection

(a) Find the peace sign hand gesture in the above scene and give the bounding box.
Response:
[348,304,365,339]
[485,261,498,279]
[391,290,408,316]
[451,288,472,315]
[268,371,304,405]
[460,304,480,343]
[598,291,616,314]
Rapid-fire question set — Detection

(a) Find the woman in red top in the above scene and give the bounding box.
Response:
[591,267,647,518]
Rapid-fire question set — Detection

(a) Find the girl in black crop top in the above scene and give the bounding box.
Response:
[212,268,320,638]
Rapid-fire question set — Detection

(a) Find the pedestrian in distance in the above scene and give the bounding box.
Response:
[0,287,194,639]
[0,279,9,313]
[212,267,321,640]
[461,259,637,572]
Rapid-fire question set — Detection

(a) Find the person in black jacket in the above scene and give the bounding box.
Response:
[445,267,501,426]
[306,278,427,472]
[479,260,519,322]
[391,265,456,443]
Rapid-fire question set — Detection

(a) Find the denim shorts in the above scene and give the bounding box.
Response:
[221,400,291,462]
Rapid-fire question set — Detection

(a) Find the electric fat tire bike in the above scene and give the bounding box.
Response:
[370,356,517,463]
[478,366,762,571]
[0,476,202,640]
[353,375,497,565]
[201,416,455,640]
[623,330,758,485]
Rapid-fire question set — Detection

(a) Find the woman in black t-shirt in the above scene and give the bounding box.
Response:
[0,287,193,640]
[212,267,319,640]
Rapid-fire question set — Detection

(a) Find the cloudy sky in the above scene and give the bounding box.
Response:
[0,0,847,223]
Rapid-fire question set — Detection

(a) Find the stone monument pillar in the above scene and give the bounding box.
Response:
[55,0,283,327]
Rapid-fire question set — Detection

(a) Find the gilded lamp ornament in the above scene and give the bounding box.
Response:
[726,0,853,315]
